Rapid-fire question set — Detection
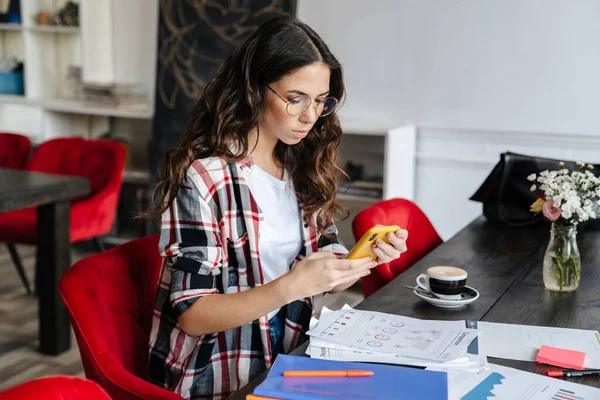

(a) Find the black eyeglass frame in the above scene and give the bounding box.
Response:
[265,85,339,117]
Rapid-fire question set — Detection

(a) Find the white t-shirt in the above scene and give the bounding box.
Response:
[246,164,302,320]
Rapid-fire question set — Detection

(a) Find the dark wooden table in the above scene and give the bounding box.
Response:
[0,168,90,355]
[230,216,600,398]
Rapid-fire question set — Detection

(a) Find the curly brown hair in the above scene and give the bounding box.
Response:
[152,16,348,233]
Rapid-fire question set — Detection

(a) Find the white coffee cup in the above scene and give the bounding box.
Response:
[416,266,468,300]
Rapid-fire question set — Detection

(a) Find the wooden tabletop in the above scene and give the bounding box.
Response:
[0,168,90,213]
[230,217,600,398]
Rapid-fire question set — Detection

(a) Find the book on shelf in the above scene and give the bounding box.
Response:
[62,69,150,109]
[82,83,149,108]
[338,180,383,198]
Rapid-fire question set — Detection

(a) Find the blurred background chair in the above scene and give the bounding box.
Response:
[59,235,184,400]
[0,137,126,294]
[0,132,31,169]
[0,132,32,293]
[0,376,111,400]
[353,198,443,298]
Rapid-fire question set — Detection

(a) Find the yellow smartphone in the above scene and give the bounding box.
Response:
[345,225,401,260]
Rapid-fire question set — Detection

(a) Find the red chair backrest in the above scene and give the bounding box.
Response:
[26,137,125,198]
[0,132,31,169]
[0,376,111,400]
[352,198,443,298]
[59,235,183,400]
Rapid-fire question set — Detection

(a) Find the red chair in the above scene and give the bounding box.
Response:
[0,133,32,293]
[0,376,111,400]
[0,137,126,294]
[0,132,31,169]
[353,198,443,298]
[59,235,184,400]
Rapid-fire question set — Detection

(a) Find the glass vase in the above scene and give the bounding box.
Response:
[543,223,581,292]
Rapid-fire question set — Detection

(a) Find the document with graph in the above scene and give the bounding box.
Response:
[427,363,600,400]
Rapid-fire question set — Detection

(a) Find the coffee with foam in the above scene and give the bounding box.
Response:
[417,266,468,300]
[427,266,467,280]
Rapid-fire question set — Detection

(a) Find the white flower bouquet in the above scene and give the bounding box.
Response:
[527,162,600,291]
[528,162,600,226]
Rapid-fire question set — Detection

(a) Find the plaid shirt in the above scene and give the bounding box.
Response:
[148,156,347,399]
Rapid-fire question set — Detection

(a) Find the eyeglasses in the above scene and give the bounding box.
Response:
[266,85,338,117]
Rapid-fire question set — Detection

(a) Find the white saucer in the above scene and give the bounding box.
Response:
[413,286,480,308]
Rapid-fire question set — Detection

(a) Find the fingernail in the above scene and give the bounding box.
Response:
[373,244,377,249]
[376,239,383,245]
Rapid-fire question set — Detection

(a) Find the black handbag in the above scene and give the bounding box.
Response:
[470,152,599,226]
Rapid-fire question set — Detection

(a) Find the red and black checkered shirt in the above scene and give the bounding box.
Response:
[148,156,347,399]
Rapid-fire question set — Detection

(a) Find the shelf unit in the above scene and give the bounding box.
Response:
[335,117,417,247]
[27,25,79,33]
[0,0,158,141]
[0,94,153,118]
[0,23,22,31]
[339,117,416,201]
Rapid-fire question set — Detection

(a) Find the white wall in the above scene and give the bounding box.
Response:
[82,0,158,106]
[111,0,159,108]
[298,0,600,239]
[298,0,600,134]
[81,0,114,84]
[414,127,600,238]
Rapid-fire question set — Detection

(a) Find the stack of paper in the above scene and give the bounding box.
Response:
[478,321,600,368]
[307,306,486,371]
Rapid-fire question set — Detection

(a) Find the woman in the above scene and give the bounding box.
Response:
[148,16,408,399]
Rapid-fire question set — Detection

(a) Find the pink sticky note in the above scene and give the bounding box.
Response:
[536,345,586,370]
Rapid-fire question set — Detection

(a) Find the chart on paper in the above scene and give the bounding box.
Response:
[427,363,600,400]
[308,309,479,361]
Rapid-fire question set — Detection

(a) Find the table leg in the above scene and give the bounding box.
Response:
[36,200,71,355]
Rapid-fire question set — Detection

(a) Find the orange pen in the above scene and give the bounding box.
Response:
[283,370,374,377]
[245,394,281,400]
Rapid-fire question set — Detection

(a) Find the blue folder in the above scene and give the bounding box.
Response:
[253,354,448,400]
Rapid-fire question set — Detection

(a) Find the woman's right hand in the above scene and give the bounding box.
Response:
[283,252,378,300]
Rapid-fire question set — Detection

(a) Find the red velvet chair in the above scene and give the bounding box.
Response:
[0,137,126,294]
[0,133,32,293]
[353,198,443,298]
[0,132,31,169]
[0,376,111,400]
[59,235,184,400]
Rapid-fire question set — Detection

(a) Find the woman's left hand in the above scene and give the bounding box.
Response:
[372,229,408,264]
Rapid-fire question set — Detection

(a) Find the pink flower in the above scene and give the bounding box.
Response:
[542,200,561,222]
